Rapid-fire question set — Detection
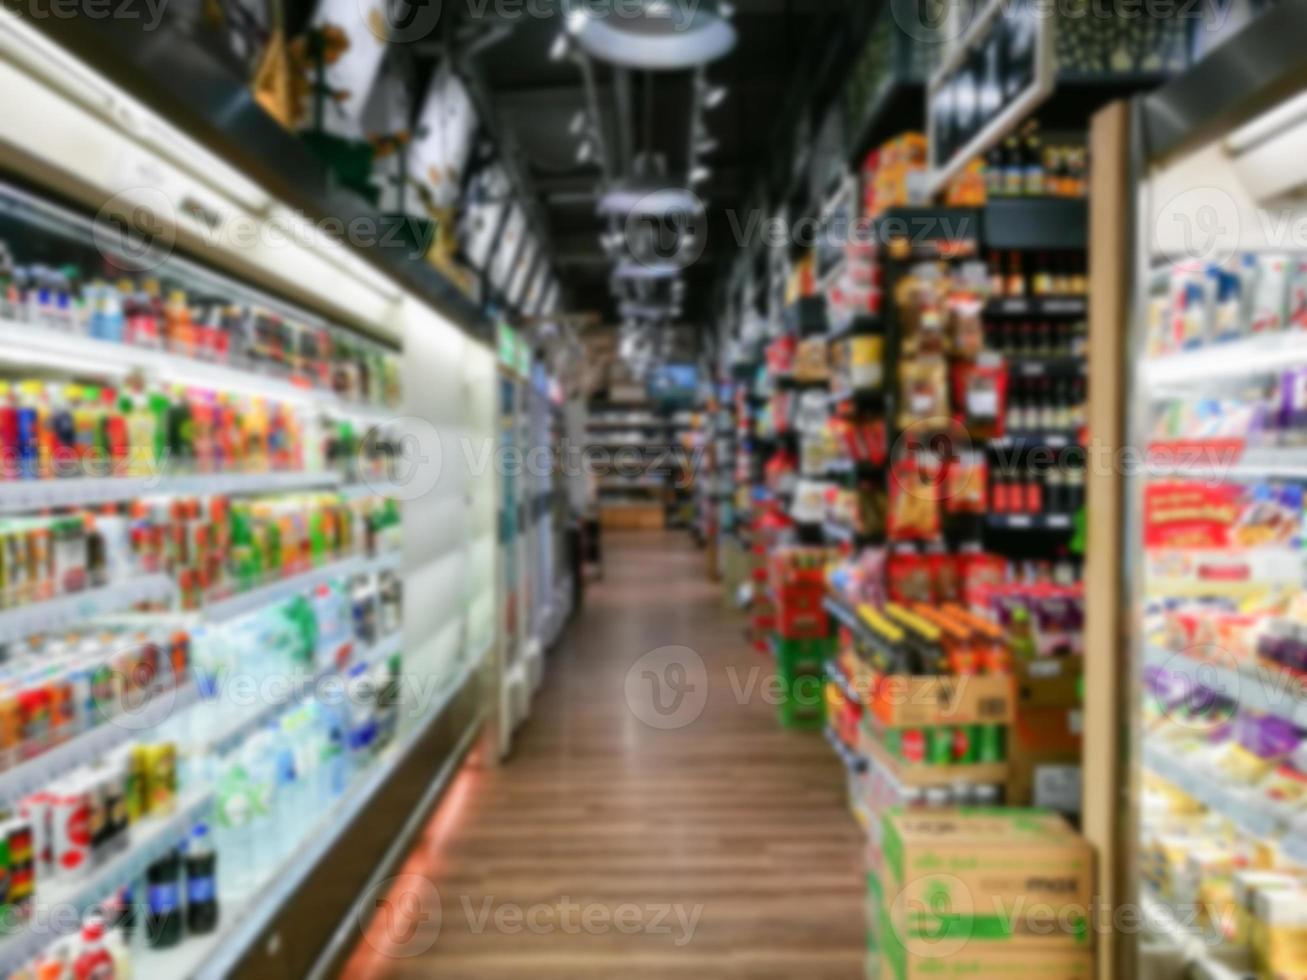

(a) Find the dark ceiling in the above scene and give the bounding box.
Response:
[446,0,870,329]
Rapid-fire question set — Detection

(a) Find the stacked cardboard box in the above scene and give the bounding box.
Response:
[870,809,1095,980]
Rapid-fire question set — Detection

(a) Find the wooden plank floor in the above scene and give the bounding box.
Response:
[342,531,865,979]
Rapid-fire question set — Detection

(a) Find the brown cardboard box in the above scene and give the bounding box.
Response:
[879,808,1095,954]
[878,945,1094,980]
[1008,657,1083,812]
[869,672,1014,728]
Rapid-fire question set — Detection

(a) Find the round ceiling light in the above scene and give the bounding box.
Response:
[597,180,705,219]
[566,0,736,70]
[613,260,681,280]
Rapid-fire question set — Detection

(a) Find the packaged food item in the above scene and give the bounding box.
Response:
[888,458,942,541]
[1250,254,1290,334]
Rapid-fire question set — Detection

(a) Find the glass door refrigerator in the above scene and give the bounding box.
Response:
[1089,5,1307,978]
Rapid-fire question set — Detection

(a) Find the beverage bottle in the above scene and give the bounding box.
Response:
[49,385,76,480]
[72,912,114,979]
[1023,127,1044,196]
[16,382,40,480]
[163,291,194,357]
[105,926,131,979]
[1006,251,1025,298]
[100,389,128,475]
[55,267,79,332]
[1002,136,1023,196]
[144,849,182,948]
[183,822,219,934]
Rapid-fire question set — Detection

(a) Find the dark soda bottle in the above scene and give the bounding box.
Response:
[184,822,219,934]
[145,848,183,948]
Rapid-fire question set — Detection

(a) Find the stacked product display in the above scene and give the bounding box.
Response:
[0,180,430,980]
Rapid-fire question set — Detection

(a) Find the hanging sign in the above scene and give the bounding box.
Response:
[926,0,1055,196]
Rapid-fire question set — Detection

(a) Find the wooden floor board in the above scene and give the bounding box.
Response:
[341,531,865,979]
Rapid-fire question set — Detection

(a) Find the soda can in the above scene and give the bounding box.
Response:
[19,792,53,878]
[101,763,128,853]
[899,728,926,765]
[6,816,34,915]
[927,727,954,766]
[952,726,977,764]
[899,786,925,808]
[951,781,976,806]
[51,779,91,876]
[976,724,1006,763]
[86,770,108,863]
[974,783,1004,806]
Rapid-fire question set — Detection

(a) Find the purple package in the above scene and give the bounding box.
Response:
[1237,713,1302,760]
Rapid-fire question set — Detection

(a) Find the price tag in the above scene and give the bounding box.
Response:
[1007,515,1032,528]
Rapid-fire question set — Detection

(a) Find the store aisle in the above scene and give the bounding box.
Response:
[342,530,865,979]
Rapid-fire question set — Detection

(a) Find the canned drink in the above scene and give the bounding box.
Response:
[951,781,976,806]
[899,728,926,765]
[974,783,1004,806]
[102,763,128,853]
[19,792,53,878]
[126,745,149,822]
[51,780,91,876]
[6,816,34,914]
[927,727,954,766]
[953,726,977,764]
[976,725,1006,763]
[86,770,109,862]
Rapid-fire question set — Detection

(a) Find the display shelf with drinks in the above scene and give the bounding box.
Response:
[0,184,402,418]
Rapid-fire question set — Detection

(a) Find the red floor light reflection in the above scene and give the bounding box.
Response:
[338,758,482,980]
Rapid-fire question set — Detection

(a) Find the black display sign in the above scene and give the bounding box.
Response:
[927,0,1053,194]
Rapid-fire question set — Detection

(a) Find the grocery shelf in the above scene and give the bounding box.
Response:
[0,574,174,645]
[1140,891,1253,980]
[0,789,214,977]
[201,551,402,624]
[983,296,1088,317]
[824,725,867,775]
[0,319,399,424]
[181,644,489,980]
[195,632,403,758]
[986,513,1074,530]
[989,431,1080,451]
[1143,331,1307,390]
[0,471,346,514]
[824,659,861,706]
[0,681,201,809]
[1142,742,1284,840]
[1146,446,1307,481]
[824,593,896,661]
[1142,644,1307,727]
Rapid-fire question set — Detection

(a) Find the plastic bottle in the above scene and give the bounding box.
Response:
[183,822,218,934]
[72,912,114,979]
[144,849,182,949]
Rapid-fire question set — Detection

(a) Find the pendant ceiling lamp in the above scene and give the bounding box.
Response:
[597,179,705,219]
[566,0,737,70]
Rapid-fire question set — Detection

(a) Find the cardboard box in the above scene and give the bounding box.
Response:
[878,945,1093,980]
[869,672,1014,728]
[1016,656,1084,709]
[879,808,1095,954]
[1009,657,1083,813]
[1008,706,1082,813]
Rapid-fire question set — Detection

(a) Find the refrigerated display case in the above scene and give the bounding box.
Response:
[0,11,499,978]
[1088,6,1307,977]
